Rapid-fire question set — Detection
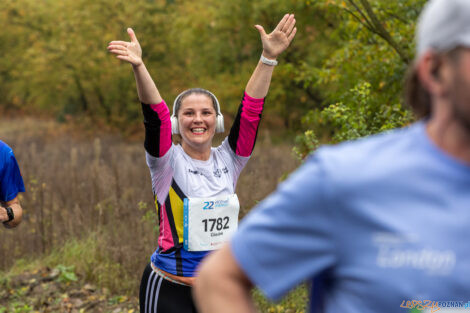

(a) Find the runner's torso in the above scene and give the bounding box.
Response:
[141,92,264,277]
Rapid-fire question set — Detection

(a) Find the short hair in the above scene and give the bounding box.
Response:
[404,48,463,119]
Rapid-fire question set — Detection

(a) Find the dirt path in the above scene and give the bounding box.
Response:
[1,266,138,313]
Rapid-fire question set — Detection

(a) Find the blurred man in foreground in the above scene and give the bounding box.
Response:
[194,0,470,312]
[0,140,25,228]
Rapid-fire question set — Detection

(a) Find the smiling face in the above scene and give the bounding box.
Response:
[178,93,217,156]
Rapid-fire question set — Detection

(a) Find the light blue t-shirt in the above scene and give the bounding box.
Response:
[231,122,470,313]
[0,140,25,202]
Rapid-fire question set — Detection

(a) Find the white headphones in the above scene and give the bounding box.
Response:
[171,88,225,135]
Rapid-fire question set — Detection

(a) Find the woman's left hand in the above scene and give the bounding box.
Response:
[255,14,297,60]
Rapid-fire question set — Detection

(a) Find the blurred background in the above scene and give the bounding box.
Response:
[0,0,426,311]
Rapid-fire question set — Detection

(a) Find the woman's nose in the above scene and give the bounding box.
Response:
[194,113,203,122]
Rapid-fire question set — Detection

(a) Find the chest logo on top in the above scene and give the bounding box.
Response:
[188,167,229,178]
[373,233,456,275]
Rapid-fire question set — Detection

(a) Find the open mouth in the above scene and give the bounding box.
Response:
[191,127,207,135]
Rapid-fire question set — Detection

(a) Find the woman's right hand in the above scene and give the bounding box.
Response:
[107,28,143,67]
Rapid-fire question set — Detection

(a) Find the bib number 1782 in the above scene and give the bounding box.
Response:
[202,217,230,232]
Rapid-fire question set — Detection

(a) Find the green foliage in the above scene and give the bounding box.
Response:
[294,130,320,160]
[0,277,33,313]
[252,284,309,313]
[2,303,33,313]
[56,264,78,283]
[0,0,334,132]
[321,81,411,142]
[1,0,428,144]
[108,295,130,305]
[0,0,169,128]
[139,200,159,233]
[293,0,425,158]
[8,232,135,294]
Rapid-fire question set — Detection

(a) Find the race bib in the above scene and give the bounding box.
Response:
[183,194,239,251]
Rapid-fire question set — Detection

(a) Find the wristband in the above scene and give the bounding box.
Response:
[260,54,278,66]
[3,206,14,224]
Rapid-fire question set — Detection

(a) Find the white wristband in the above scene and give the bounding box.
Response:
[260,54,278,66]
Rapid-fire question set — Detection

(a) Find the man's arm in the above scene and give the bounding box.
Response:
[1,196,23,228]
[193,244,258,313]
[194,149,338,312]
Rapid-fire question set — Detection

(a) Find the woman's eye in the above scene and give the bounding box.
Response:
[183,111,193,116]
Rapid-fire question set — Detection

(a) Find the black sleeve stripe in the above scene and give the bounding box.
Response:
[228,93,264,155]
[141,102,162,157]
[228,95,245,154]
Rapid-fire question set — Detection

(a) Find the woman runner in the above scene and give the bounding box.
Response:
[107,13,296,313]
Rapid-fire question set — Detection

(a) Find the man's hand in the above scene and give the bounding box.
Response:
[1,196,22,228]
[0,206,9,223]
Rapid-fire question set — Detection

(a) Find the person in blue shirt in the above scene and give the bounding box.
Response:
[193,1,470,312]
[0,140,25,229]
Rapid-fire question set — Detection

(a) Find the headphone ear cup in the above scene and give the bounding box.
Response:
[171,116,179,134]
[216,115,224,133]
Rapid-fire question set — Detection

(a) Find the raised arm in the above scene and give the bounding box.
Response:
[107,28,163,104]
[227,14,297,158]
[108,29,171,158]
[245,14,297,98]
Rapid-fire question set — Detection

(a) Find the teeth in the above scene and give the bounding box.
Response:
[192,128,206,133]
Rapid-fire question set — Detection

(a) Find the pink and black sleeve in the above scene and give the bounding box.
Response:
[228,92,265,157]
[141,101,172,158]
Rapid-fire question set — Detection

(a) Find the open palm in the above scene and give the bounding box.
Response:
[256,14,297,59]
[107,28,143,66]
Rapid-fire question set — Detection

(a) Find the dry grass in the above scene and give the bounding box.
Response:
[0,117,299,296]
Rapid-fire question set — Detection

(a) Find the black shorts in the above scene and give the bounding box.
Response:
[139,263,198,313]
